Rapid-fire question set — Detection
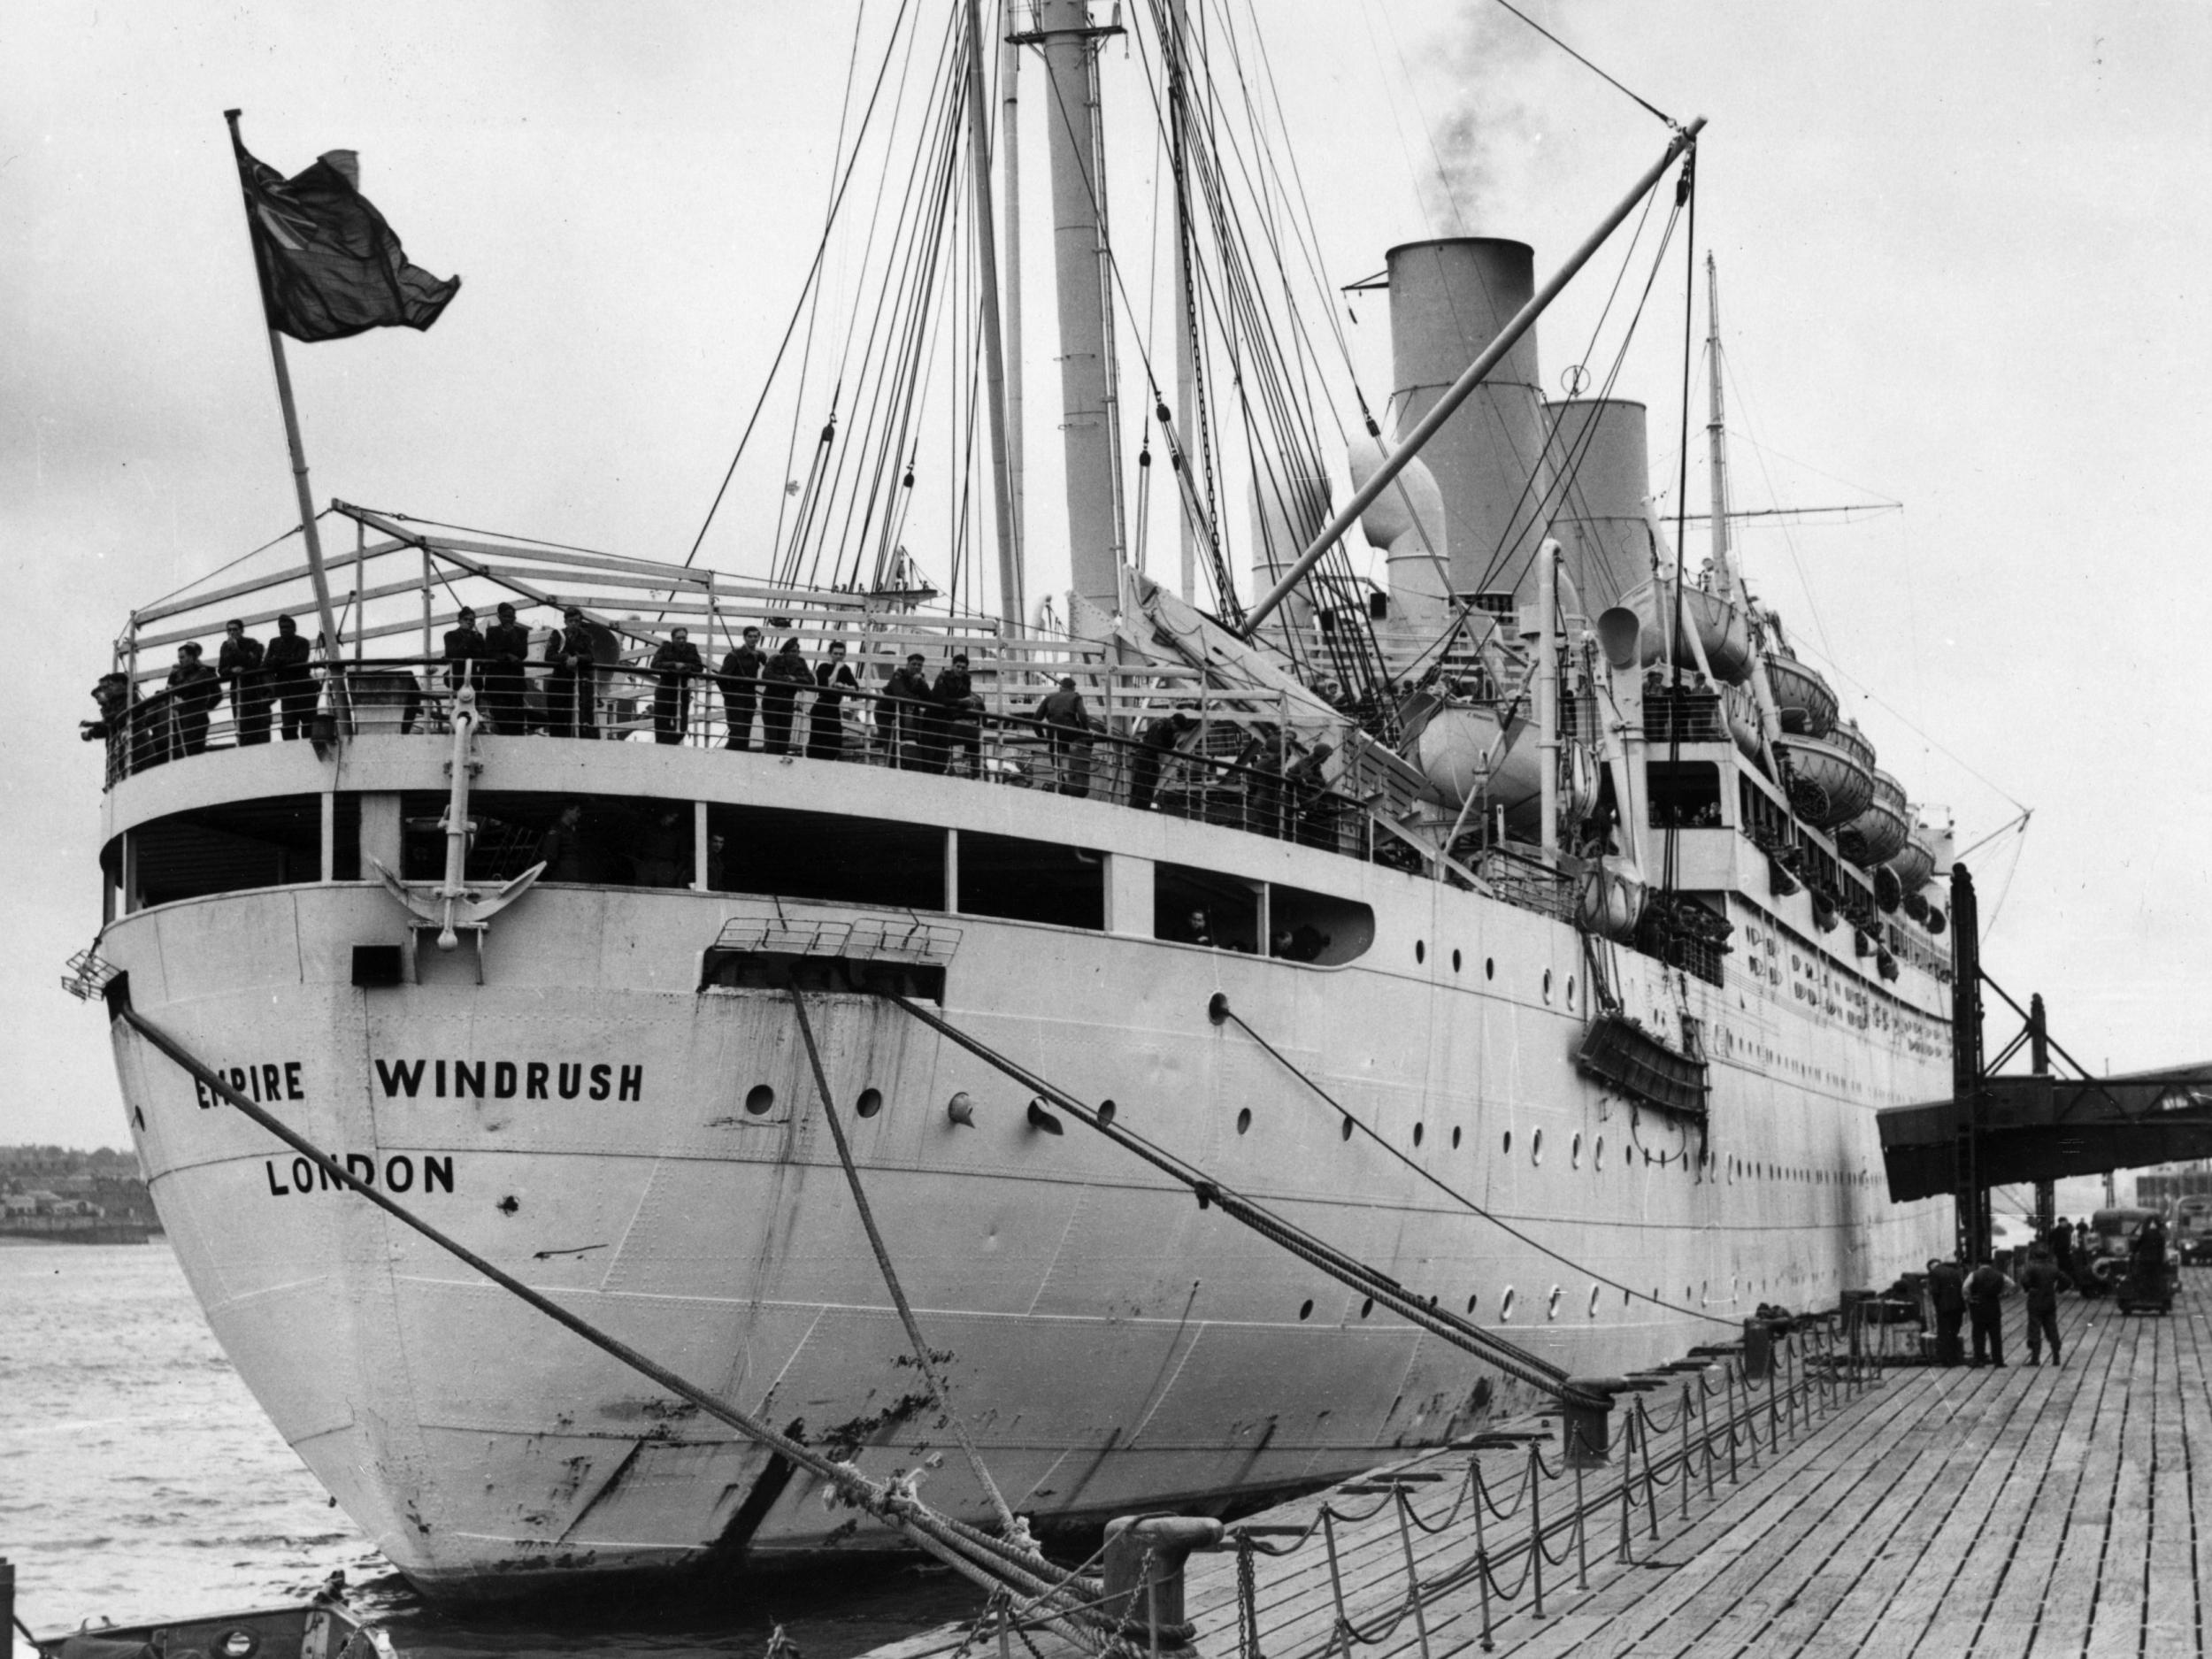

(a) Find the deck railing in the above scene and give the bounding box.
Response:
[94,655,1377,859]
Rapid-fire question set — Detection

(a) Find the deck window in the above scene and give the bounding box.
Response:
[957,832,1103,930]
[1155,863,1261,951]
[403,792,695,888]
[123,795,323,908]
[1268,882,1374,964]
[707,803,945,910]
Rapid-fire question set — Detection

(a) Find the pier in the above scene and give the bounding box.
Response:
[866,1285,2210,1659]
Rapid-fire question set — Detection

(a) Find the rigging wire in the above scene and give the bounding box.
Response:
[1485,0,1676,127]
[681,0,917,571]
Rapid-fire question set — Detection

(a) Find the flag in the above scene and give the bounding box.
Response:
[232,137,460,342]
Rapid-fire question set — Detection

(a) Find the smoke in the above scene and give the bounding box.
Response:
[1412,2,1547,236]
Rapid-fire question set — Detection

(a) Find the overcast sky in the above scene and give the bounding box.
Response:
[5,1,2208,1149]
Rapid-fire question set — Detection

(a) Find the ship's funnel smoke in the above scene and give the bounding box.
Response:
[1412,4,1542,236]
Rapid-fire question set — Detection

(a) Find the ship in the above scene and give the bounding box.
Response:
[76,0,1955,1601]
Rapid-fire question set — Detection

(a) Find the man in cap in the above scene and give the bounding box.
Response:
[219,617,270,745]
[881,652,935,769]
[545,606,599,738]
[263,615,318,741]
[442,606,486,718]
[2017,1242,2074,1366]
[482,602,531,733]
[166,641,221,757]
[649,626,705,744]
[1036,673,1092,795]
[718,625,766,749]
[1924,1255,1967,1366]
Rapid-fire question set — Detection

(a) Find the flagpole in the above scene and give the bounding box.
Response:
[225,108,349,717]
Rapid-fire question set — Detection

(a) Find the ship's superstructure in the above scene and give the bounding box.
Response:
[82,2,1955,1600]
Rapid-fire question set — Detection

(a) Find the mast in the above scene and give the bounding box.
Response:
[1035,0,1122,639]
[1704,252,1736,596]
[1168,0,1198,603]
[965,0,1023,630]
[1001,21,1026,580]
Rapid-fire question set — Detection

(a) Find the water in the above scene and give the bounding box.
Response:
[0,1241,979,1659]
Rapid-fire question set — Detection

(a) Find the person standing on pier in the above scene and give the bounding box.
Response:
[1964,1256,2016,1368]
[1926,1256,1967,1366]
[2017,1242,2073,1366]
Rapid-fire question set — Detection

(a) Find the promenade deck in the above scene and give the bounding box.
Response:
[864,1279,2211,1659]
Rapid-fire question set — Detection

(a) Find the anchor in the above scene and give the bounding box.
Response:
[371,685,541,978]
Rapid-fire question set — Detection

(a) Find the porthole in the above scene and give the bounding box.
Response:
[1451,1126,1462,1149]
[1466,1292,1479,1313]
[1532,1128,1544,1165]
[1594,1135,1604,1171]
[855,1087,883,1119]
[1098,1099,1118,1126]
[1588,1286,1601,1317]
[744,1084,776,1116]
[1571,1132,1582,1169]
[1452,949,1463,973]
[1503,1129,1513,1155]
[1542,969,1554,1003]
[1236,1107,1252,1135]
[1299,1299,1314,1321]
[1547,1286,1562,1320]
[1485,957,1495,979]
[1340,1118,1355,1142]
[1566,976,1577,1009]
[1360,1297,1374,1318]
[1623,1286,1632,1306]
[1416,940,1426,964]
[1413,1122,1425,1147]
[1501,1287,1517,1319]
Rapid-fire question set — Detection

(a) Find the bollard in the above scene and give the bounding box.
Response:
[1742,1316,1775,1382]
[1560,1377,1630,1469]
[1102,1515,1225,1659]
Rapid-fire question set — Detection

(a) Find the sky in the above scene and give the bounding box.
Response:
[4,0,2208,1148]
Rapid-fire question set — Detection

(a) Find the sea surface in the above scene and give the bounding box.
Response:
[0,1241,979,1659]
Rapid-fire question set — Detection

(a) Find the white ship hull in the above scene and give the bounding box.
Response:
[100,740,1951,1599]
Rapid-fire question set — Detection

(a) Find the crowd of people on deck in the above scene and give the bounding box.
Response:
[87,611,1347,839]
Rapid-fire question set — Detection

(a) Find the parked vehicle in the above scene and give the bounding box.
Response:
[2173,1196,2212,1266]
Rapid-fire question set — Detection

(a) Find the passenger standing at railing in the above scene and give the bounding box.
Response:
[882,653,935,770]
[166,642,221,757]
[1128,706,1197,812]
[482,603,531,734]
[718,626,765,750]
[760,638,812,756]
[809,641,858,760]
[932,653,980,777]
[219,619,270,746]
[1036,675,1092,795]
[264,616,317,741]
[442,606,486,703]
[545,608,598,739]
[82,672,142,776]
[649,626,704,744]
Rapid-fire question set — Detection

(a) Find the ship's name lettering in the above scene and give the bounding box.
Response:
[373,1058,642,1102]
[263,1152,456,1197]
[195,1061,305,1110]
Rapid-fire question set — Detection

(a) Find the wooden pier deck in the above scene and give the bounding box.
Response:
[864,1279,2212,1659]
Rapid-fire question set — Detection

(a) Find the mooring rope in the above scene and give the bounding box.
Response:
[873,992,1601,1409]
[786,986,1027,1546]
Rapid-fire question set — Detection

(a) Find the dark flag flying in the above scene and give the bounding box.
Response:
[231,137,460,342]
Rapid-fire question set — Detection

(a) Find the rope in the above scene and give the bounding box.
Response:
[1486,0,1675,127]
[874,991,1600,1408]
[112,1002,1108,1651]
[786,987,1027,1545]
[1215,1002,1740,1327]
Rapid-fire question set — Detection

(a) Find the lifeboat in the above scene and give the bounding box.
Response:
[1771,733,1875,828]
[1626,577,1753,683]
[1722,683,1764,763]
[1886,818,1939,892]
[1761,651,1837,738]
[1835,769,1909,868]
